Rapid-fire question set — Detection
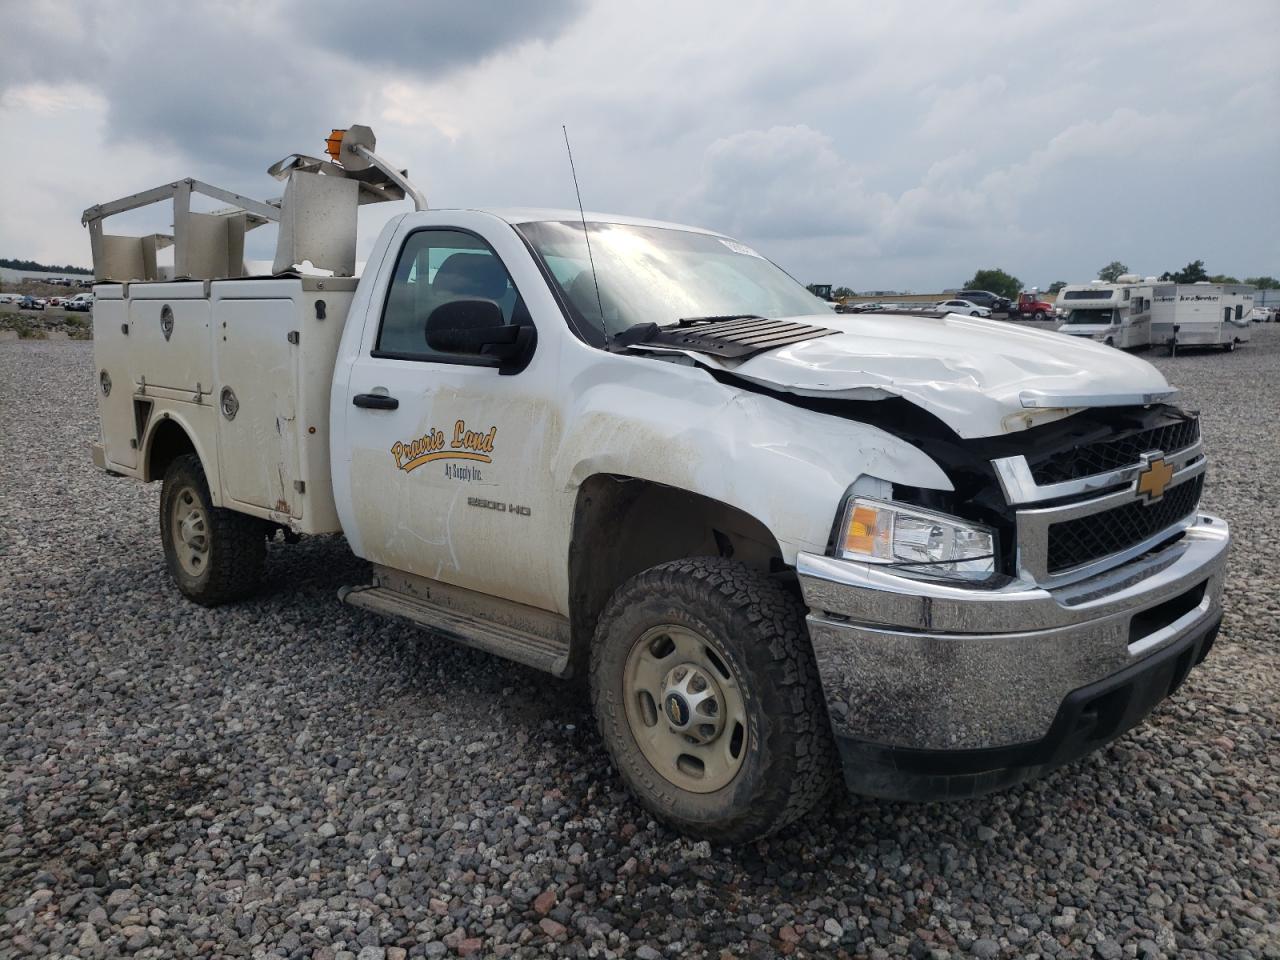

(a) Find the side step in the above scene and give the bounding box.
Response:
[339,581,571,676]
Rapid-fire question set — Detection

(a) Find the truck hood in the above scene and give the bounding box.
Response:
[651,312,1177,439]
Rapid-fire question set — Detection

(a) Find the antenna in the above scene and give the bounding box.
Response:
[562,125,608,347]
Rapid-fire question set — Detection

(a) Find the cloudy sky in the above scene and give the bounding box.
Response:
[2,0,1276,291]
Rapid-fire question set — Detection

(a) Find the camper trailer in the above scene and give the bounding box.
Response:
[1055,278,1153,349]
[1151,283,1254,353]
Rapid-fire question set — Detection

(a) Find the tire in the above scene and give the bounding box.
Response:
[1033,310,1046,321]
[1224,340,1236,352]
[159,453,266,606]
[590,557,837,842]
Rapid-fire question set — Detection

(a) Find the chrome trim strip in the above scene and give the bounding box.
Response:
[993,440,1203,505]
[1015,457,1207,585]
[797,516,1228,635]
[1019,388,1179,409]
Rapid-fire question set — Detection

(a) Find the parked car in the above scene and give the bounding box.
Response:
[19,295,46,311]
[65,293,94,312]
[935,299,991,317]
[0,293,20,304]
[956,290,1012,312]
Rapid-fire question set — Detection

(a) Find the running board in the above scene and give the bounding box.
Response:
[338,569,571,676]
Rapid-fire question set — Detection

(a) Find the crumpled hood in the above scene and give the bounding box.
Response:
[667,312,1177,438]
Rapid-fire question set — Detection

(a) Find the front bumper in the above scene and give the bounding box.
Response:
[798,515,1230,800]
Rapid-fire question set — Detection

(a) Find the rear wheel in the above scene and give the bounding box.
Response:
[590,557,836,842]
[160,454,265,606]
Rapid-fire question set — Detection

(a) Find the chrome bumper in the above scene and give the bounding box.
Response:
[798,515,1230,755]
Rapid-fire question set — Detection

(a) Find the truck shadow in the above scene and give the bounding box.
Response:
[243,534,1198,891]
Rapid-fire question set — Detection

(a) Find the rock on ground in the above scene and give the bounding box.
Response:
[1,332,1278,959]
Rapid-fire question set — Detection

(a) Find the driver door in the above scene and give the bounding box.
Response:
[342,223,561,611]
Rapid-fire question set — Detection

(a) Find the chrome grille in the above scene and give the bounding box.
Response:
[1046,474,1204,573]
[1031,416,1200,485]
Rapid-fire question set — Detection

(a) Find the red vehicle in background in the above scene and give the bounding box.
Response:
[1008,291,1055,320]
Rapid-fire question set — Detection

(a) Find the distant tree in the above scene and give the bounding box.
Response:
[962,268,1021,301]
[1159,259,1208,283]
[1048,280,1067,294]
[1097,261,1129,282]
[0,257,92,274]
[1208,274,1240,284]
[832,286,855,299]
[1245,276,1279,289]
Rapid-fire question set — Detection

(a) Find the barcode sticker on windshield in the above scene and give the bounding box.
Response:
[718,238,762,258]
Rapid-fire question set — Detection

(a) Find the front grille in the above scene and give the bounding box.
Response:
[1032,417,1200,485]
[1047,473,1204,573]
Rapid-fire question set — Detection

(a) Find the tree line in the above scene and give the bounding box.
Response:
[0,257,92,275]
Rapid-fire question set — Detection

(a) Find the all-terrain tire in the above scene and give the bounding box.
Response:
[589,557,837,842]
[159,453,266,606]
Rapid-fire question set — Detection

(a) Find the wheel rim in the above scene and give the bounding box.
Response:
[171,485,210,577]
[622,624,748,793]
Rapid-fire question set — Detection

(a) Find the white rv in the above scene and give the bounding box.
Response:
[1055,278,1153,349]
[1151,283,1254,353]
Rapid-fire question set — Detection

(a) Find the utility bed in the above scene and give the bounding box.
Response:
[93,276,357,533]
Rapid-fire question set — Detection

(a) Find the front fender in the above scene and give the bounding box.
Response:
[553,363,951,564]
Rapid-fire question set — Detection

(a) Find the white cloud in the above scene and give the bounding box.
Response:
[0,0,1276,288]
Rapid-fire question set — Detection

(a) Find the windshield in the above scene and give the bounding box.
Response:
[516,220,826,341]
[1064,308,1118,325]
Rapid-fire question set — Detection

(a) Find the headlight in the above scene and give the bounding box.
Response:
[837,497,997,581]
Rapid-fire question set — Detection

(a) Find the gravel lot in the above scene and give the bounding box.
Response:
[2,330,1278,960]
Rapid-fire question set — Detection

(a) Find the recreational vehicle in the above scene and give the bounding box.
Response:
[1055,279,1153,349]
[1151,283,1254,353]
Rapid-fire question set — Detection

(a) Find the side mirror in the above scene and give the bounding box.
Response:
[425,299,535,372]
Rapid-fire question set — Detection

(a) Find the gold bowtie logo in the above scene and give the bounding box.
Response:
[1136,456,1174,502]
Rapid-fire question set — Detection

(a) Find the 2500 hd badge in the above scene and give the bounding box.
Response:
[467,497,531,516]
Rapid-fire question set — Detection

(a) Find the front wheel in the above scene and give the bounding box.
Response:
[590,557,836,842]
[160,454,266,606]
[1033,310,1046,321]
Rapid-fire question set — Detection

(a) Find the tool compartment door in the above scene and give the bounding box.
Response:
[91,290,138,470]
[214,297,302,517]
[126,282,213,394]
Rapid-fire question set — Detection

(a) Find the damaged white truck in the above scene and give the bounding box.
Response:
[85,127,1230,841]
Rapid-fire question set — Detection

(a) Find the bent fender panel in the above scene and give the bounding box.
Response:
[552,367,952,567]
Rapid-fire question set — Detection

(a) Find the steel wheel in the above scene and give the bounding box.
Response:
[170,485,210,577]
[622,624,748,793]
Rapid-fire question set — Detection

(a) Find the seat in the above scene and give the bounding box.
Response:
[433,252,510,302]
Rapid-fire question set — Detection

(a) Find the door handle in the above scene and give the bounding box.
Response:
[352,393,399,410]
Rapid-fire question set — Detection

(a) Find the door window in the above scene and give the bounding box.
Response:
[375,229,529,361]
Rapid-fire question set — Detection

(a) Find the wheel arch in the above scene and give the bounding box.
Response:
[565,473,788,676]
[141,408,220,500]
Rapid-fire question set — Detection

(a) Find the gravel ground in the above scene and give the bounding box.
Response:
[2,330,1278,960]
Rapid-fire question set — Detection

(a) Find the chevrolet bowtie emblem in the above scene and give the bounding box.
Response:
[1136,455,1174,502]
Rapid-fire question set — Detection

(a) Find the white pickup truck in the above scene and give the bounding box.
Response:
[85,127,1229,841]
